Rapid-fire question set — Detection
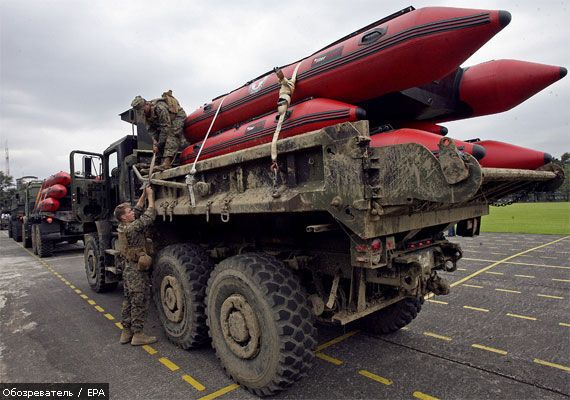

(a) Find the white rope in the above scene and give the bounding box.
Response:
[271,61,303,164]
[187,96,227,207]
[191,95,228,175]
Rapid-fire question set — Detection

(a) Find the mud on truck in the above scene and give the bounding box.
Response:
[69,107,565,396]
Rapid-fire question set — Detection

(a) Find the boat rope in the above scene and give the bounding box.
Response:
[270,61,303,196]
[186,95,228,207]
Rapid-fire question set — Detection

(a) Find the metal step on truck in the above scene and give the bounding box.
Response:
[72,112,564,396]
[8,176,43,246]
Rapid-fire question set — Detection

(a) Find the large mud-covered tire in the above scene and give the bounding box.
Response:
[361,296,424,334]
[152,243,213,349]
[36,228,54,258]
[31,225,38,255]
[84,234,117,292]
[13,222,22,242]
[206,253,316,397]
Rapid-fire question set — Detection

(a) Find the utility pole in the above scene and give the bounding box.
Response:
[4,140,9,176]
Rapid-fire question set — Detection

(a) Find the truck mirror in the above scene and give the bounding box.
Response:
[83,156,93,179]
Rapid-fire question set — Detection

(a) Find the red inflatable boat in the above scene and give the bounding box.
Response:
[475,140,552,170]
[181,98,364,164]
[452,60,566,120]
[44,171,71,187]
[370,128,486,160]
[38,198,60,213]
[184,6,510,143]
[41,184,68,200]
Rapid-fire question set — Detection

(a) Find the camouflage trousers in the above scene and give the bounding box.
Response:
[158,115,185,159]
[121,262,150,333]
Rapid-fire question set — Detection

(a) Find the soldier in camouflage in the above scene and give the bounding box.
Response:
[131,91,187,172]
[114,186,157,346]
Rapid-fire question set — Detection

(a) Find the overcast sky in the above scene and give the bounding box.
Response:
[1,0,568,180]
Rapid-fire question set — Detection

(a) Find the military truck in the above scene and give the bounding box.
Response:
[28,169,88,257]
[72,109,564,395]
[7,176,42,246]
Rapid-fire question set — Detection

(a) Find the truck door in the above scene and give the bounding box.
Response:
[70,151,106,222]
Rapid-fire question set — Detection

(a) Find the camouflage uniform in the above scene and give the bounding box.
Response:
[119,206,157,333]
[146,100,187,159]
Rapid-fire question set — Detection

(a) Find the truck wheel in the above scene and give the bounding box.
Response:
[23,225,32,248]
[152,243,212,349]
[206,253,316,396]
[360,296,424,334]
[85,234,117,292]
[31,225,38,255]
[36,229,54,258]
[8,221,13,238]
[14,222,23,242]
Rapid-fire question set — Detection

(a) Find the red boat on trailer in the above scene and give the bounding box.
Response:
[44,171,71,187]
[38,198,60,213]
[184,6,511,143]
[181,98,364,164]
[40,184,68,200]
[369,128,486,160]
[474,140,552,170]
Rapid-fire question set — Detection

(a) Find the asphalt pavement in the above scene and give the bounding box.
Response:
[1,231,568,399]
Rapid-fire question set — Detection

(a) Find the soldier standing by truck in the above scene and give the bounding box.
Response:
[131,91,186,172]
[115,185,157,346]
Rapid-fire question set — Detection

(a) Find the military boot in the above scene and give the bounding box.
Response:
[153,157,173,172]
[119,329,134,344]
[131,332,158,346]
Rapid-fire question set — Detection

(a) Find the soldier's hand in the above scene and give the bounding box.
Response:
[153,145,159,154]
[145,186,154,196]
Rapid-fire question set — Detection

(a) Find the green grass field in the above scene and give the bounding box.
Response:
[481,202,570,235]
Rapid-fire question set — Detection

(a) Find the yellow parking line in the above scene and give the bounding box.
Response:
[462,284,483,288]
[463,306,489,312]
[537,294,564,300]
[552,278,570,283]
[457,268,468,271]
[472,344,507,355]
[143,345,157,355]
[559,323,570,328]
[159,357,180,372]
[426,299,448,305]
[74,289,82,294]
[316,330,359,352]
[182,374,206,391]
[80,294,89,300]
[358,369,393,385]
[514,275,535,279]
[533,358,570,372]
[115,322,124,330]
[506,313,537,321]
[423,332,452,341]
[485,271,504,275]
[70,285,76,289]
[461,258,570,270]
[316,352,343,365]
[413,391,440,400]
[88,300,96,305]
[94,305,105,312]
[495,288,521,294]
[451,236,569,288]
[103,313,115,321]
[198,384,240,400]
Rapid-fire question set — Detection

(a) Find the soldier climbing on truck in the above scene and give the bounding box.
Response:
[131,90,187,172]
